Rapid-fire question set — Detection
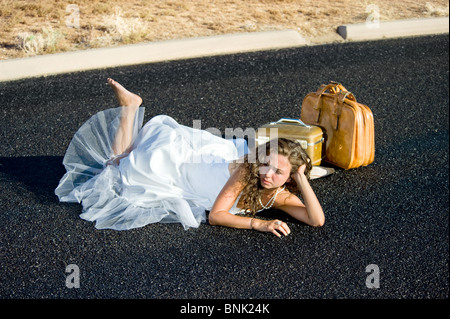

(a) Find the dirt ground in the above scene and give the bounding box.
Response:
[0,0,448,60]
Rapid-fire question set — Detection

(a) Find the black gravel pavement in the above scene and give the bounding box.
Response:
[0,34,448,310]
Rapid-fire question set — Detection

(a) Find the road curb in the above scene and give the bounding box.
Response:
[0,17,448,83]
[337,17,449,41]
[0,30,306,82]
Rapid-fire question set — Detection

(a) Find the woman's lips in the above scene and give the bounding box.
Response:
[261,178,271,185]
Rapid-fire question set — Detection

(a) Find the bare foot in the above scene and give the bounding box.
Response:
[107,78,142,107]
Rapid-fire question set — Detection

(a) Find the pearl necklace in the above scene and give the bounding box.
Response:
[258,185,286,210]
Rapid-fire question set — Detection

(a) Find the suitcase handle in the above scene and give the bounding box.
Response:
[271,118,311,128]
[317,82,347,95]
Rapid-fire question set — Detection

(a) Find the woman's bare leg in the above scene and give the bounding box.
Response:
[107,78,143,156]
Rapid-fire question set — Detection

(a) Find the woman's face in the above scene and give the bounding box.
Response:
[259,153,292,190]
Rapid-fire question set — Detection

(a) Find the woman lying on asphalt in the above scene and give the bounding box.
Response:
[55,79,325,237]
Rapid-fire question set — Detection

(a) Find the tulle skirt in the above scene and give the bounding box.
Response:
[55,107,245,230]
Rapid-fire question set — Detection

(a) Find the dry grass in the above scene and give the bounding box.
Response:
[0,0,448,60]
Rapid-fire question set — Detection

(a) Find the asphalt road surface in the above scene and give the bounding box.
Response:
[0,34,448,308]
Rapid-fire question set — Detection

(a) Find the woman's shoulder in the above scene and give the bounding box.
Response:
[228,161,248,177]
[274,188,300,208]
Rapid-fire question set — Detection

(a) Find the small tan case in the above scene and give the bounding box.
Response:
[256,118,324,166]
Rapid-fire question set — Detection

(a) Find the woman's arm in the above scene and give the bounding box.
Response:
[209,164,292,237]
[209,164,253,229]
[276,164,325,227]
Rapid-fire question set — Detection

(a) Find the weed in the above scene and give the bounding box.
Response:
[102,7,149,43]
[16,27,65,55]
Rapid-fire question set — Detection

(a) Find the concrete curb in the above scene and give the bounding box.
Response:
[337,17,449,41]
[0,30,306,82]
[0,17,448,83]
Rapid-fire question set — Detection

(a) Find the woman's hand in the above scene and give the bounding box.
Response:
[291,163,307,183]
[252,218,291,238]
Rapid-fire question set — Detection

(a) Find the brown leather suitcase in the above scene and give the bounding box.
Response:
[300,82,375,169]
[256,118,324,166]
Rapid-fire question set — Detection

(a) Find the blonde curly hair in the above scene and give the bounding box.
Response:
[238,138,312,216]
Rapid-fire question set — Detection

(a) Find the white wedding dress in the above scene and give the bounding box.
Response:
[55,107,248,230]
